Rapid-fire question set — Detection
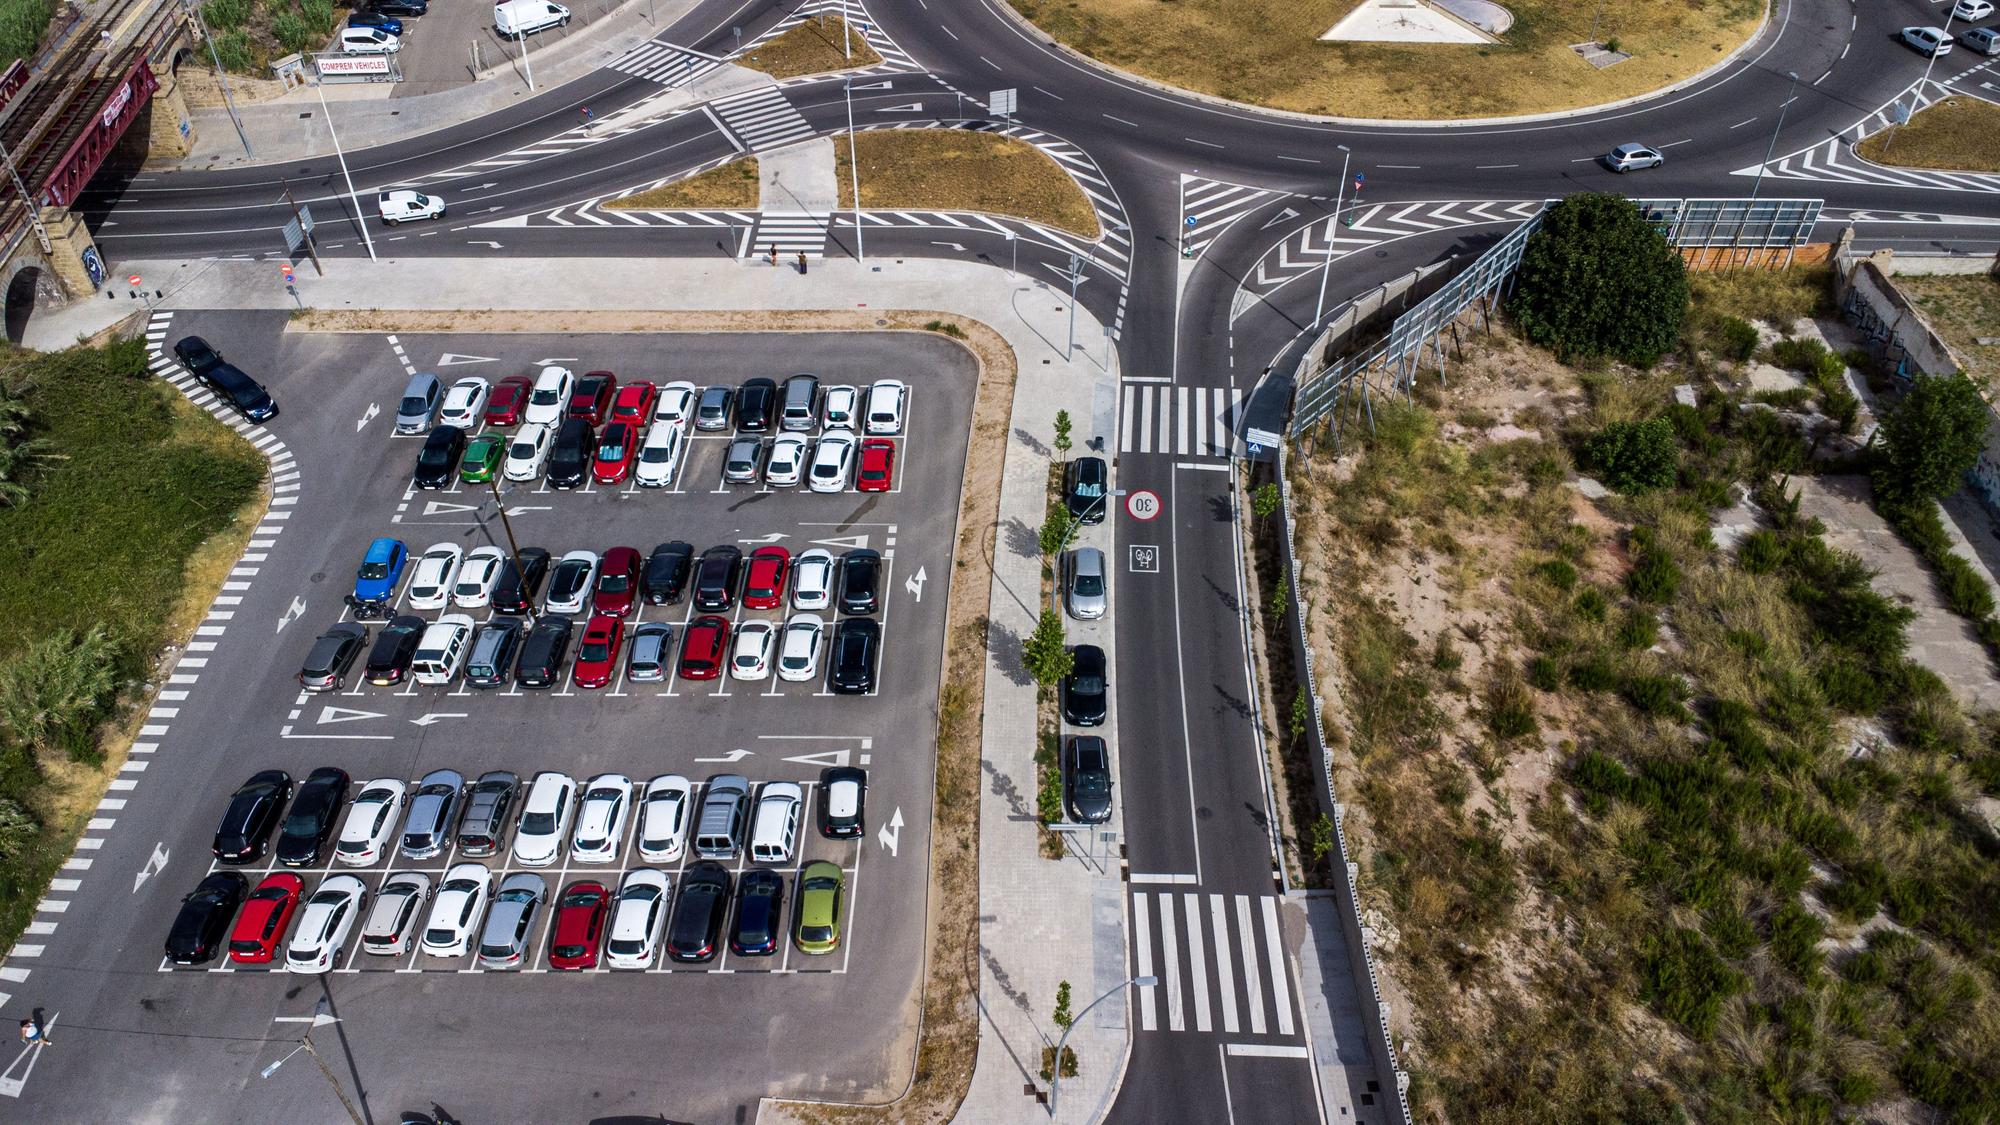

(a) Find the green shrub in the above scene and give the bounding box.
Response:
[1615,609,1658,651]
[1831,1067,1881,1108]
[1726,628,1768,658]
[270,8,314,53]
[1511,194,1689,366]
[1573,586,1608,622]
[1534,557,1578,590]
[212,29,252,71]
[1736,529,1783,575]
[1823,387,1860,434]
[1873,372,1989,505]
[1707,905,1756,959]
[1718,317,1759,362]
[1582,417,1679,495]
[1821,859,1887,923]
[1628,547,1681,604]
[1769,336,1828,372]
[1816,655,1885,715]
[203,0,251,30]
[1485,670,1538,740]
[1937,554,1995,619]
[1752,387,1813,410]
[0,0,52,66]
[1624,673,1688,720]
[1639,927,1743,1039]
[1526,655,1561,691]
[1568,654,1618,692]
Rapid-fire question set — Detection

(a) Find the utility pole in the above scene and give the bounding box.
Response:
[312,79,377,260]
[1736,69,1799,268]
[1314,144,1351,329]
[1888,18,1957,156]
[485,475,537,622]
[515,25,535,91]
[280,180,324,276]
[1064,252,1084,362]
[184,0,253,158]
[259,1006,362,1125]
[845,78,864,264]
[1046,976,1156,1118]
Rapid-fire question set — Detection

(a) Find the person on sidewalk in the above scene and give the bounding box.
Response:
[797,251,808,275]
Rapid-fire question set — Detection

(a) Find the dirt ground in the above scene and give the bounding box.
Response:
[606,158,761,210]
[1891,272,2000,392]
[836,132,1101,239]
[738,14,880,79]
[1856,96,2000,174]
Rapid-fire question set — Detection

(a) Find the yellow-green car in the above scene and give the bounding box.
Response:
[793,860,845,955]
[460,433,505,483]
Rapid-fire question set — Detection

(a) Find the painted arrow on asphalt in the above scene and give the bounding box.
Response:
[272,1014,342,1026]
[905,565,927,602]
[693,748,754,763]
[878,807,903,856]
[277,595,307,634]
[355,402,379,432]
[318,705,385,724]
[1260,206,1300,230]
[436,353,499,366]
[737,532,789,545]
[133,842,168,893]
[874,102,925,113]
[422,500,482,517]
[410,712,467,727]
[781,748,851,767]
[929,241,968,252]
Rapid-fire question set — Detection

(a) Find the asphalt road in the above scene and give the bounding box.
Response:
[51,0,2000,1121]
[2,320,973,1123]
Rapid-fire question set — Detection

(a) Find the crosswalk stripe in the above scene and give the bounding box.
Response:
[1119,385,1136,456]
[1176,387,1190,458]
[1155,390,1170,452]
[1210,894,1239,1034]
[712,86,816,151]
[1262,896,1294,1037]
[1137,387,1153,454]
[1236,895,1264,1035]
[1160,894,1185,1031]
[1184,893,1213,1032]
[1134,891,1157,1031]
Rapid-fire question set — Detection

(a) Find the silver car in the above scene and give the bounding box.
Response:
[695,385,734,431]
[1064,547,1107,621]
[476,873,547,969]
[395,372,441,434]
[723,437,763,484]
[400,769,463,860]
[1602,143,1663,173]
[627,622,674,683]
[359,872,431,956]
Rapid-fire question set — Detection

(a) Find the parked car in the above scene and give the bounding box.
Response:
[604,868,670,969]
[730,620,777,681]
[655,381,697,429]
[503,420,554,481]
[213,769,292,863]
[821,384,858,429]
[475,873,546,969]
[1064,456,1108,523]
[591,422,640,486]
[865,379,907,434]
[494,0,570,39]
[411,614,474,686]
[406,543,464,611]
[523,366,574,426]
[1063,546,1107,620]
[735,377,777,431]
[792,548,834,610]
[1602,143,1664,173]
[572,614,624,689]
[1063,735,1114,823]
[777,614,824,683]
[395,373,442,434]
[549,881,611,970]
[1963,25,2000,54]
[570,370,617,425]
[694,384,734,431]
[1062,644,1108,726]
[781,373,820,431]
[365,0,426,13]
[808,429,857,492]
[227,872,303,964]
[693,774,749,859]
[749,781,802,865]
[173,336,277,423]
[678,615,729,680]
[454,546,507,607]
[545,549,601,615]
[818,767,867,839]
[794,860,846,955]
[742,545,791,610]
[829,618,880,694]
[299,622,368,692]
[401,769,464,860]
[460,432,505,482]
[334,778,406,866]
[166,872,248,965]
[485,374,533,425]
[637,775,692,863]
[593,546,642,617]
[693,545,744,611]
[515,615,575,688]
[644,541,694,605]
[1954,0,1993,20]
[840,548,881,615]
[764,433,809,487]
[465,619,525,688]
[627,621,674,683]
[348,537,409,616]
[359,872,431,956]
[456,771,521,858]
[286,875,367,973]
[422,863,493,957]
[491,547,552,615]
[276,766,351,868]
[413,427,466,489]
[723,436,763,484]
[340,24,403,53]
[635,422,685,488]
[665,861,731,962]
[438,377,489,428]
[609,380,657,427]
[856,438,895,492]
[730,869,785,957]
[514,771,576,867]
[571,774,632,863]
[546,418,595,489]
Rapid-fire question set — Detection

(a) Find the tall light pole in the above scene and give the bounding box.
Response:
[515,25,536,91]
[1748,70,1799,207]
[1888,17,1957,156]
[183,0,252,157]
[259,1003,363,1125]
[1313,144,1351,329]
[313,79,377,261]
[844,78,863,264]
[1046,975,1157,1118]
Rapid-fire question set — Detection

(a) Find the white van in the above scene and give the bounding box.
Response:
[494,0,569,38]
[748,781,802,865]
[411,614,475,685]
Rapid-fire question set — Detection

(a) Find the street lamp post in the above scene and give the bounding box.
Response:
[845,78,864,264]
[1313,144,1352,329]
[1046,975,1157,1118]
[484,475,537,622]
[312,79,377,261]
[260,1008,363,1125]
[1888,17,1958,156]
[183,0,253,158]
[1748,70,1800,208]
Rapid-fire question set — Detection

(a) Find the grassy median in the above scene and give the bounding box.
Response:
[1856,96,2000,173]
[607,158,762,210]
[836,130,1101,238]
[737,14,880,78]
[1009,0,1763,119]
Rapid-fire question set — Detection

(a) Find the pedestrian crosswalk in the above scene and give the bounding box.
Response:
[1132,891,1297,1036]
[710,85,818,152]
[750,210,829,258]
[1180,175,1278,259]
[608,39,723,86]
[1120,384,1242,458]
[1736,73,2000,194]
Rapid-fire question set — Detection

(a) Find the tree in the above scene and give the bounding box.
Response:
[1052,410,1073,464]
[1052,980,1074,1032]
[1022,610,1073,686]
[1252,482,1281,532]
[1582,417,1678,494]
[0,798,37,865]
[1873,372,1989,506]
[1509,193,1689,366]
[0,626,122,763]
[1038,507,1074,557]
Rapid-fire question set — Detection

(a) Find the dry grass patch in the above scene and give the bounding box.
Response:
[1893,273,2000,391]
[737,14,880,78]
[1008,0,1762,119]
[1856,96,2000,173]
[835,130,1100,238]
[607,158,760,210]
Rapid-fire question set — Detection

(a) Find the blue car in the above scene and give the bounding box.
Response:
[348,538,408,618]
[346,10,403,35]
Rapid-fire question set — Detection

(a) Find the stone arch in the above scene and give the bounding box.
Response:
[5,263,46,344]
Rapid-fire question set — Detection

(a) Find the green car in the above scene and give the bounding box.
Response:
[793,860,846,955]
[460,433,505,483]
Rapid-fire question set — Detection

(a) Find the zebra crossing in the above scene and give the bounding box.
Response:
[1180,175,1278,259]
[750,210,830,257]
[608,39,723,86]
[710,86,817,152]
[1132,891,1298,1037]
[1736,71,2000,194]
[1119,383,1242,458]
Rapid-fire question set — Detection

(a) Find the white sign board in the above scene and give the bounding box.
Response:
[989,88,1017,118]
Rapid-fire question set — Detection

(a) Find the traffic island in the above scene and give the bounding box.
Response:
[604,157,762,210]
[836,130,1101,238]
[737,14,881,78]
[1856,96,2000,173]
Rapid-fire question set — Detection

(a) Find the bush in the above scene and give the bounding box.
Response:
[1568,654,1618,692]
[0,0,52,66]
[1817,656,1885,714]
[1527,655,1562,691]
[1582,417,1678,495]
[203,0,251,30]
[1822,387,1861,434]
[1510,193,1690,366]
[270,8,315,54]
[1628,547,1681,605]
[1615,610,1659,651]
[1937,554,1996,619]
[1484,670,1538,739]
[212,29,252,72]
[1718,316,1760,362]
[1873,372,1989,506]
[1736,529,1784,575]
[1534,557,1578,590]
[1573,586,1608,622]
[1640,927,1744,1039]
[0,625,122,763]
[1624,673,1688,720]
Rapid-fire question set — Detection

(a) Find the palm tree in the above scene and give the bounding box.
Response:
[0,626,121,763]
[0,388,58,505]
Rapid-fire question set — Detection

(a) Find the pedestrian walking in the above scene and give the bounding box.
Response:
[769,247,779,267]
[796,251,808,275]
[19,1017,47,1047]
[579,106,594,128]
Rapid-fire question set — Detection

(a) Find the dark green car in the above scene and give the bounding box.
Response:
[460,433,505,483]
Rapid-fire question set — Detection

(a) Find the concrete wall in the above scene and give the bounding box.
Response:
[1834,253,1965,379]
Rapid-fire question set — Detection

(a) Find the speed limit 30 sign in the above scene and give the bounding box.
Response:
[1126,489,1161,521]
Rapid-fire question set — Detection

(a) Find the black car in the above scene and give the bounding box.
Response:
[367,0,426,14]
[492,547,552,615]
[365,615,426,686]
[1063,735,1113,824]
[1064,456,1108,524]
[735,377,777,431]
[1062,644,1108,726]
[516,615,575,688]
[164,871,248,965]
[174,335,279,422]
[172,334,225,378]
[729,869,784,957]
[667,861,732,963]
[213,769,293,863]
[465,619,525,688]
[818,766,867,839]
[277,766,352,867]
[299,622,368,692]
[457,770,521,857]
[345,7,401,32]
[547,418,594,489]
[644,541,694,605]
[692,545,744,612]
[840,549,881,615]
[413,425,466,490]
[829,618,880,695]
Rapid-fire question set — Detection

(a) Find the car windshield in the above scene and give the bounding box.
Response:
[1073,674,1105,694]
[1076,773,1109,796]
[599,441,625,459]
[580,640,610,662]
[1074,573,1103,596]
[418,444,452,467]
[282,810,320,835]
[801,924,833,943]
[600,571,630,593]
[530,386,561,405]
[522,811,556,835]
[1074,480,1103,498]
[641,445,672,463]
[509,439,536,459]
[358,562,389,580]
[400,396,428,415]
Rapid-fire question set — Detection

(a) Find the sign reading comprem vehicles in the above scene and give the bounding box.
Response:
[313,53,400,82]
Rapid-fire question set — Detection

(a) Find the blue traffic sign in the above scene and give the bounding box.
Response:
[1186,216,1199,226]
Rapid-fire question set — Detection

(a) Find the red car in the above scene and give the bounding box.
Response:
[742,545,791,610]
[569,371,618,424]
[592,422,639,485]
[549,880,611,970]
[679,615,730,680]
[857,439,895,493]
[593,546,643,617]
[485,375,533,426]
[226,872,304,964]
[573,613,625,689]
[609,381,658,427]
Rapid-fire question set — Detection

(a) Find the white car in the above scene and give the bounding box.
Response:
[504,421,554,481]
[376,189,443,223]
[634,423,685,488]
[359,872,430,956]
[604,868,671,970]
[421,863,493,957]
[341,25,402,53]
[513,770,575,867]
[636,774,691,864]
[749,781,802,865]
[655,381,698,428]
[333,778,407,867]
[731,620,777,681]
[411,614,474,686]
[865,380,907,435]
[523,366,574,426]
[822,384,858,429]
[570,774,632,863]
[453,545,507,607]
[285,874,367,974]
[777,614,824,682]
[544,549,600,615]
[807,430,857,493]
[438,377,489,429]
[792,548,834,610]
[1901,26,1955,55]
[1955,0,1993,21]
[764,434,809,487]
[405,543,464,610]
